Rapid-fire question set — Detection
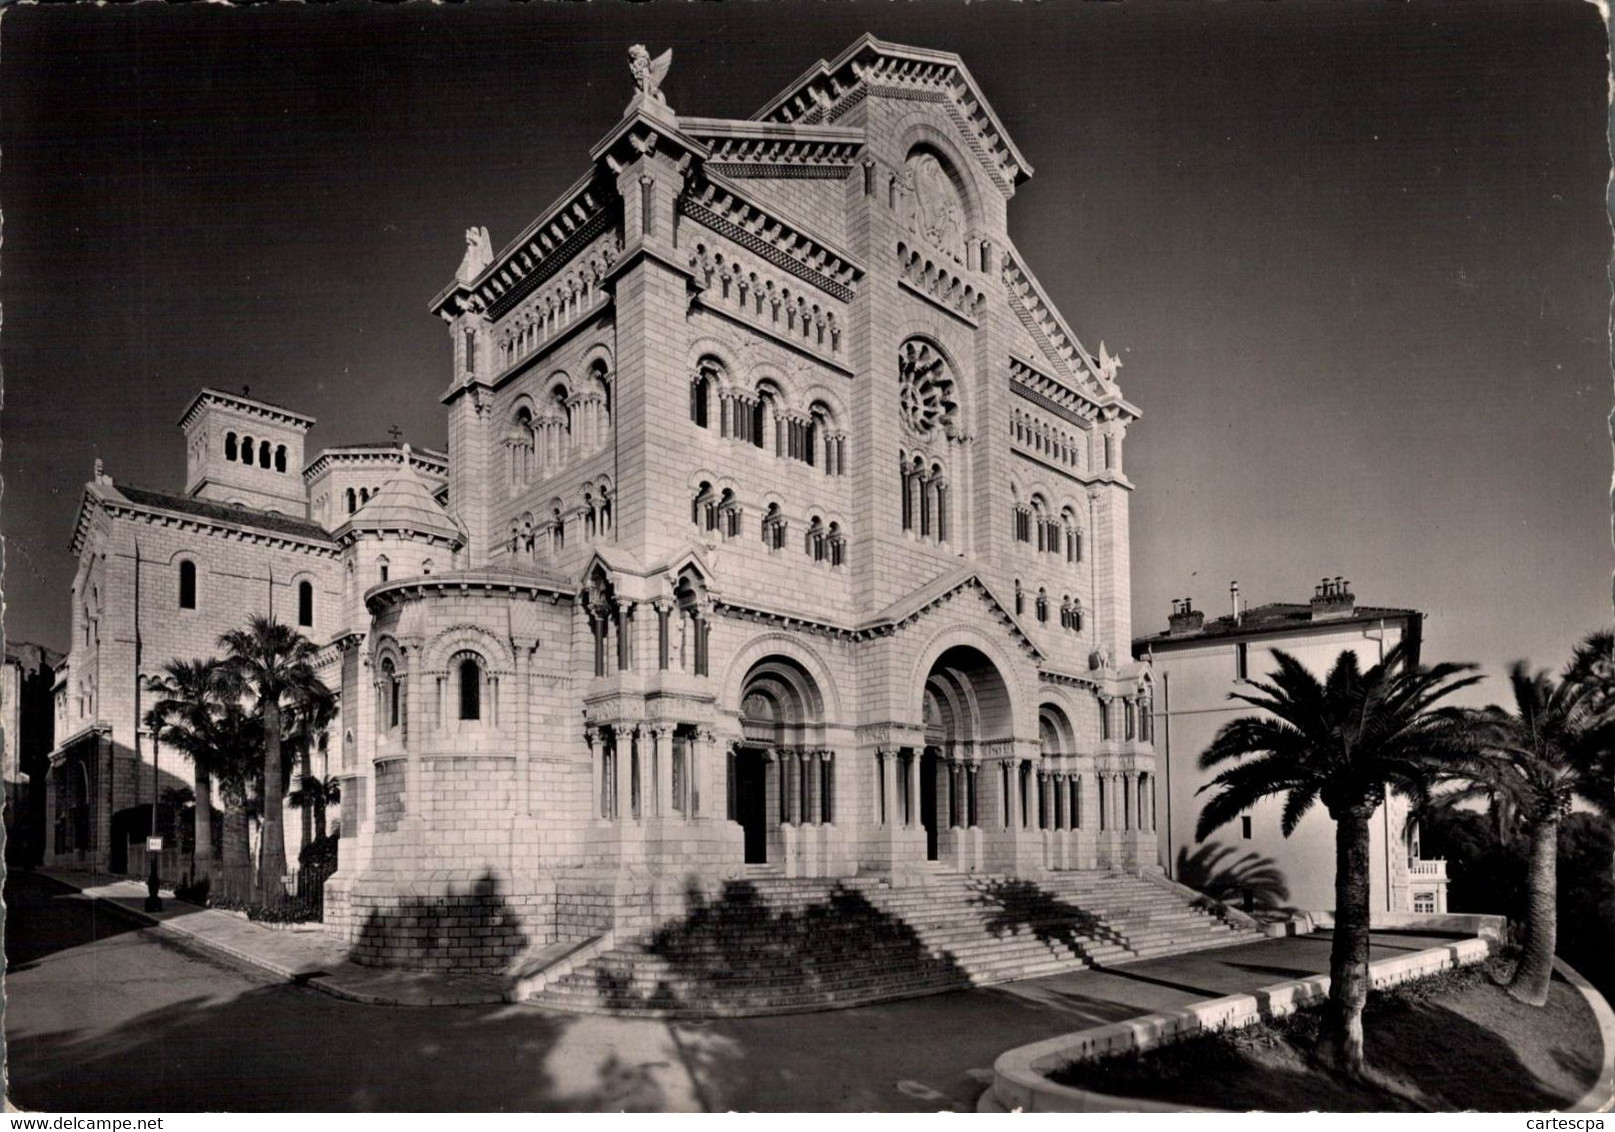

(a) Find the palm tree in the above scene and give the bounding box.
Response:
[219,617,332,906]
[144,659,230,886]
[1196,643,1482,1077]
[1457,662,1615,1006]
[1564,629,1615,883]
[288,774,342,843]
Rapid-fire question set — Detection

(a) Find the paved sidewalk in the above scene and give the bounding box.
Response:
[25,869,1477,1110]
[36,869,506,1006]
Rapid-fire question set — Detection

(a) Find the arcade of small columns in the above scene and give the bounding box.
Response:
[579,728,1153,851]
[583,590,713,679]
[522,387,611,475]
[871,748,1156,840]
[585,723,717,822]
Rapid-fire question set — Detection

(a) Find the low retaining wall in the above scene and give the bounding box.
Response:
[1301,909,1509,942]
[990,937,1492,1113]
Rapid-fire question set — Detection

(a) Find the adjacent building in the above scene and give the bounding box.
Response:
[1135,580,1449,916]
[3,641,64,867]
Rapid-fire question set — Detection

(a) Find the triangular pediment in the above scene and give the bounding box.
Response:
[861,567,1043,661]
[752,35,1032,195]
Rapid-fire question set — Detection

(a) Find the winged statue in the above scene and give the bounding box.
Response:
[1096,341,1123,383]
[629,45,674,108]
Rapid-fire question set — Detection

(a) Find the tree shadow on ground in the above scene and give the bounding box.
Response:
[1176,842,1294,918]
[9,976,705,1111]
[353,871,528,972]
[968,878,1131,964]
[591,880,972,1013]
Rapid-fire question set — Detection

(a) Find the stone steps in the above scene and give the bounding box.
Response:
[525,870,1260,1017]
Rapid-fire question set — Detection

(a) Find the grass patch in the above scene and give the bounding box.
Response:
[1050,957,1601,1111]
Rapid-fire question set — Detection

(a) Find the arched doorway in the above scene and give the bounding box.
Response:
[918,645,1014,862]
[735,656,828,865]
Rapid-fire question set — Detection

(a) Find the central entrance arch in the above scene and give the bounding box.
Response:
[734,655,829,866]
[918,645,1014,862]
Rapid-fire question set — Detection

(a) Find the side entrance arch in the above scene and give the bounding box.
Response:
[732,655,832,866]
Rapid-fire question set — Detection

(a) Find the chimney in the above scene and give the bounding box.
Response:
[1310,576,1356,621]
[1168,597,1205,637]
[1230,580,1242,626]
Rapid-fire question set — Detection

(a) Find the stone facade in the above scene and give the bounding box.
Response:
[49,37,1157,971]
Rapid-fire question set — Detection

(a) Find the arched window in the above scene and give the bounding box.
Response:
[346,488,357,514]
[225,432,238,461]
[805,515,826,562]
[690,367,711,428]
[377,555,389,584]
[692,482,716,531]
[275,445,287,473]
[297,580,314,627]
[719,489,741,538]
[178,560,197,610]
[259,440,272,468]
[457,654,482,721]
[761,503,786,551]
[382,658,400,729]
[509,404,534,486]
[1036,588,1048,623]
[828,521,846,567]
[240,435,254,464]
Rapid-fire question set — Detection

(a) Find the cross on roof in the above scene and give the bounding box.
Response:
[388,425,403,442]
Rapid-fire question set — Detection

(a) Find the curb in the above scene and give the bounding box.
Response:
[988,937,1492,1112]
[1557,957,1615,1115]
[35,872,505,1007]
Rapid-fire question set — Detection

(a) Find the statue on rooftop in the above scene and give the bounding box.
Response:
[458,226,492,283]
[629,44,673,109]
[1096,341,1124,383]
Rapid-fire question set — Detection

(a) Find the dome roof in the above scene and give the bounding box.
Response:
[336,445,464,546]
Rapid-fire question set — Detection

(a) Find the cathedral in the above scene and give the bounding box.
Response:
[47,36,1160,974]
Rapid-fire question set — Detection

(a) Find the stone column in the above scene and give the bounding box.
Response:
[907,749,921,828]
[616,600,633,672]
[611,728,627,823]
[652,728,672,819]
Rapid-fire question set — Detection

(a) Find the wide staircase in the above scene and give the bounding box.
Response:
[526,870,1262,1018]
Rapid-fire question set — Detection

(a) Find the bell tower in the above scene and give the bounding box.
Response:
[178,388,315,516]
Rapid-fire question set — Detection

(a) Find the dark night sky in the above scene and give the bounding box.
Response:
[3,1,1609,704]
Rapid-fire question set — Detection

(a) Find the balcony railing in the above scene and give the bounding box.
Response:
[1409,858,1448,880]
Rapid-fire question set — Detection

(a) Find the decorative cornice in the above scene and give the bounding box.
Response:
[302,446,449,483]
[896,240,985,325]
[88,491,340,558]
[683,176,862,303]
[753,36,1032,193]
[431,176,615,321]
[177,388,315,433]
[364,570,575,615]
[708,164,851,181]
[681,117,863,172]
[1010,355,1103,426]
[1001,251,1139,422]
[709,572,1042,661]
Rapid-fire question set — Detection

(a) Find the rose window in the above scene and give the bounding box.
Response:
[898,339,956,438]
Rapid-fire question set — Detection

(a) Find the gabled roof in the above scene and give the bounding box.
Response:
[108,484,333,543]
[859,565,1043,660]
[332,449,464,547]
[752,35,1033,191]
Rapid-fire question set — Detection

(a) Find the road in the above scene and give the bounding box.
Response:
[3,871,1461,1112]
